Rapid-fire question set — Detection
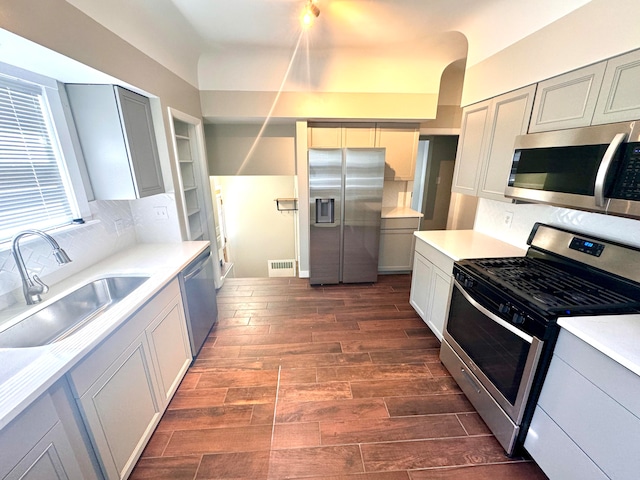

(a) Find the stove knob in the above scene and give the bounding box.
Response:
[499,303,511,314]
[464,278,475,288]
[512,312,525,325]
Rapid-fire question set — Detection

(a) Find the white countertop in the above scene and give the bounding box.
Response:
[414,229,526,260]
[0,241,208,430]
[559,315,640,377]
[381,207,424,218]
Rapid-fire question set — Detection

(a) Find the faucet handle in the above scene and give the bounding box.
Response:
[31,275,49,295]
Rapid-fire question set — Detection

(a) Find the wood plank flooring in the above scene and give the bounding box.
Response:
[130,275,548,480]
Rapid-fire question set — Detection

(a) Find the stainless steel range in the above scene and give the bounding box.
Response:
[440,223,640,455]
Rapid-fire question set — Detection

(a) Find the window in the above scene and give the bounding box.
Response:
[0,71,83,243]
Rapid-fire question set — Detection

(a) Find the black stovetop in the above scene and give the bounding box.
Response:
[457,255,640,317]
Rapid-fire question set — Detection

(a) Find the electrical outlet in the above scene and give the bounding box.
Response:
[154,206,169,221]
[504,211,514,228]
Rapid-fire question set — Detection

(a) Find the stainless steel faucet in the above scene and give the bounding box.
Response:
[11,230,72,305]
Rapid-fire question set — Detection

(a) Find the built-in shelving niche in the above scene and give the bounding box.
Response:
[169,109,230,287]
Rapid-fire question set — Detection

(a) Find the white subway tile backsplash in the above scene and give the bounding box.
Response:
[474,198,640,249]
[0,200,137,310]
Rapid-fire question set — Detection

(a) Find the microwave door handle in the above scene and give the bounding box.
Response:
[595,132,628,207]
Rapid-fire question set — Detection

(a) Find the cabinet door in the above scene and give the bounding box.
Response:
[378,229,416,272]
[478,85,536,201]
[451,100,491,196]
[592,49,640,125]
[146,299,192,407]
[0,387,93,480]
[529,62,606,132]
[425,266,452,341]
[308,127,342,147]
[409,252,432,321]
[4,423,82,480]
[78,335,161,480]
[116,87,165,198]
[376,125,419,180]
[342,125,376,147]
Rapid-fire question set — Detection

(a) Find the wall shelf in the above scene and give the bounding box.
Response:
[275,198,298,211]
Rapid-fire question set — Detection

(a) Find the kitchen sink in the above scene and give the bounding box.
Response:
[0,276,149,348]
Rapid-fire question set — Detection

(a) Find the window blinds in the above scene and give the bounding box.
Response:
[0,75,74,242]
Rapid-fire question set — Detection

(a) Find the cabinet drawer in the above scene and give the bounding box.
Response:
[554,330,640,417]
[538,353,640,479]
[68,278,181,397]
[414,238,454,274]
[381,217,420,230]
[525,406,607,480]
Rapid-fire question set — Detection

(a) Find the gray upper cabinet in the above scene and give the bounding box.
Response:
[528,62,606,133]
[478,85,536,200]
[452,85,535,200]
[67,85,165,200]
[451,100,491,196]
[592,49,640,125]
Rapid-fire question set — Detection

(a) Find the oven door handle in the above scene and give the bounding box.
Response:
[453,279,534,344]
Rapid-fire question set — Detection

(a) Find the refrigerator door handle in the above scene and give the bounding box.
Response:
[315,198,335,223]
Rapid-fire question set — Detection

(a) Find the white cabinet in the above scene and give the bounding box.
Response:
[409,251,432,321]
[343,124,376,147]
[409,238,454,340]
[0,380,99,480]
[525,329,640,480]
[67,84,164,200]
[378,217,421,273]
[307,123,376,148]
[592,49,640,125]
[452,85,535,201]
[528,62,606,133]
[477,86,536,200]
[67,279,190,480]
[451,100,491,196]
[308,123,419,180]
[307,124,343,147]
[376,124,420,180]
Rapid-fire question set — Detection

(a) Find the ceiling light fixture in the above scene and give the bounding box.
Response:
[302,0,320,28]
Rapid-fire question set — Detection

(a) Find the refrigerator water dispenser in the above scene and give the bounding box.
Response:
[315,198,335,223]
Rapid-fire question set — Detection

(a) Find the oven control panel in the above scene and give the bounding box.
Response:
[569,237,605,257]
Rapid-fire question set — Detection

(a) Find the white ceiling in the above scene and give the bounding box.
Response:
[65,0,591,93]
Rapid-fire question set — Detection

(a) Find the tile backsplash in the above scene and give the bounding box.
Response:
[382,180,414,208]
[0,193,183,311]
[474,198,640,249]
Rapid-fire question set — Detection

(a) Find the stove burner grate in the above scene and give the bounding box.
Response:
[469,257,640,313]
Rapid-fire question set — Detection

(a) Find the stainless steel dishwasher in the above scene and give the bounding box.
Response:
[178,247,218,357]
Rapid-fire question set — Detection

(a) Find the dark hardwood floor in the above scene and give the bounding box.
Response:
[130,275,548,480]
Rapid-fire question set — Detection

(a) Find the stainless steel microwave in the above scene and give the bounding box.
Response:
[505,121,640,219]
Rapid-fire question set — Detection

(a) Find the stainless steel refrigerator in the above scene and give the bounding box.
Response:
[309,148,385,285]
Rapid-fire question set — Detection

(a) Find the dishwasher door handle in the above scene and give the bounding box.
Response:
[183,254,211,281]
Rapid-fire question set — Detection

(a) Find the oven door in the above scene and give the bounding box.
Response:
[441,280,544,453]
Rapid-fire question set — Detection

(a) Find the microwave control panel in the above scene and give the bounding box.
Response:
[611,143,640,200]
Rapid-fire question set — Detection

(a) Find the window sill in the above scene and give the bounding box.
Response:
[0,219,100,253]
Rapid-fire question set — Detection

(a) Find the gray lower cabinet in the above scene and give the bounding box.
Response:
[409,238,453,341]
[66,84,164,200]
[378,217,420,272]
[67,279,191,480]
[525,329,640,479]
[0,380,100,480]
